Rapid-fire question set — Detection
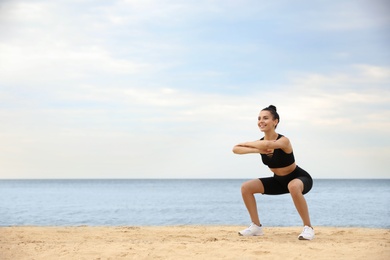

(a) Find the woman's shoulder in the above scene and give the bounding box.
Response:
[276,134,293,152]
[277,133,287,140]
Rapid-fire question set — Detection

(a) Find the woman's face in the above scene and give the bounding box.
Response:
[257,110,278,132]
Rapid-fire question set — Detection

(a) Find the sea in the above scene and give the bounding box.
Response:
[0,179,389,228]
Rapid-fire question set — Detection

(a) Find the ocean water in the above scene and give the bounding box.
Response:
[0,179,389,228]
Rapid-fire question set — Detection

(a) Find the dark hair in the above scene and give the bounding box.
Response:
[261,105,280,128]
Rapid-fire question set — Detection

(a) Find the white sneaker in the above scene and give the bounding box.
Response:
[298,226,315,240]
[238,223,264,236]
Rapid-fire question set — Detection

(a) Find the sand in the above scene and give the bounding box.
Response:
[1,226,389,260]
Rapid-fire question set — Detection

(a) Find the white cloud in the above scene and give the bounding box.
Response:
[281,66,390,130]
[354,64,390,80]
[0,43,155,84]
[0,1,51,23]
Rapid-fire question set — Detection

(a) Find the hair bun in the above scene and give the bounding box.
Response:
[268,105,277,112]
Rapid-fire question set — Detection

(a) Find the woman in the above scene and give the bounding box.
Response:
[232,105,314,240]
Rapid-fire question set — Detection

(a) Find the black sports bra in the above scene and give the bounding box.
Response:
[260,134,295,168]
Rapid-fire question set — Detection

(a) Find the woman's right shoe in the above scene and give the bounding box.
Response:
[298,225,315,240]
[238,223,264,236]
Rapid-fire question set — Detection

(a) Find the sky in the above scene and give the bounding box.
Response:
[0,0,389,179]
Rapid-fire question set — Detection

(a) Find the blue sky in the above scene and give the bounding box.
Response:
[0,0,389,179]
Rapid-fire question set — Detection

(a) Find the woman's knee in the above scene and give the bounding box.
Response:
[241,181,251,194]
[288,179,304,195]
[241,179,264,195]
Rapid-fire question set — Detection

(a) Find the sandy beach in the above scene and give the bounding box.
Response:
[1,226,389,260]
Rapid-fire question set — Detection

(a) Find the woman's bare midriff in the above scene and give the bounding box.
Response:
[270,163,297,176]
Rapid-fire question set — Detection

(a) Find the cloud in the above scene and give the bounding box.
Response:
[0,44,154,83]
[354,64,390,80]
[281,65,390,129]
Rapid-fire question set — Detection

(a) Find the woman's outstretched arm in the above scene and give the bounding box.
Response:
[232,143,272,154]
[236,136,292,153]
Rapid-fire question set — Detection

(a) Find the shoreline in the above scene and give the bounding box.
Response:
[1,226,389,259]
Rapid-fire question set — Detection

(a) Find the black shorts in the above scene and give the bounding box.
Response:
[259,166,313,195]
